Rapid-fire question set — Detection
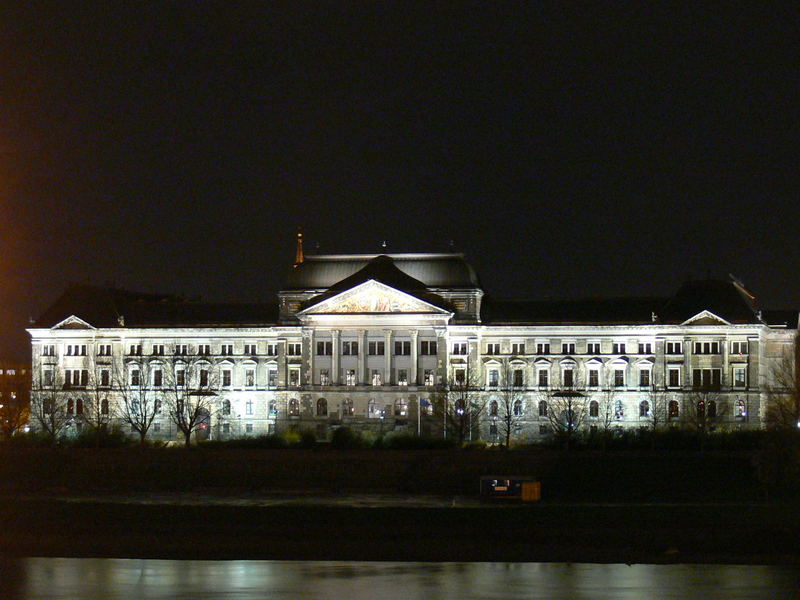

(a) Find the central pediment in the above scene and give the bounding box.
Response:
[299,280,451,315]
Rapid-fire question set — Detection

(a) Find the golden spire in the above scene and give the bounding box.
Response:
[293,229,304,268]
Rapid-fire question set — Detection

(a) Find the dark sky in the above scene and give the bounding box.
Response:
[2,4,799,361]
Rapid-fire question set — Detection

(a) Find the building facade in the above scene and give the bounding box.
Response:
[27,249,799,443]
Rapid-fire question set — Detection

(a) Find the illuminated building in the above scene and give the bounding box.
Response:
[26,238,798,443]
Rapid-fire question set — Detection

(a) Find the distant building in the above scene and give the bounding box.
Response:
[0,359,30,438]
[26,239,799,443]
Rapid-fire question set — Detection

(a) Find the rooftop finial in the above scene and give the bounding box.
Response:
[381,240,387,249]
[294,229,304,268]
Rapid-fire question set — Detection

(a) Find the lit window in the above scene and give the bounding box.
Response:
[288,398,300,416]
[423,369,435,386]
[398,369,408,386]
[371,370,382,386]
[394,398,408,416]
[346,370,356,386]
[342,398,354,416]
[319,369,330,385]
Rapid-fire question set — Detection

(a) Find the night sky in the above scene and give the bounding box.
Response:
[2,4,799,361]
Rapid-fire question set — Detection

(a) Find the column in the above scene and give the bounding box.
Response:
[384,329,393,385]
[332,330,341,385]
[358,329,367,385]
[435,328,448,386]
[410,330,419,386]
[277,338,287,387]
[303,329,314,385]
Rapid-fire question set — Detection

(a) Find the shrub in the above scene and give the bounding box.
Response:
[330,427,368,449]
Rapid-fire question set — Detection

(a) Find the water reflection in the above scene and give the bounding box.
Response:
[1,559,798,600]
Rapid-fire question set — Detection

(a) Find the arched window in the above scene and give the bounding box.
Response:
[317,398,328,416]
[342,398,354,416]
[538,400,548,417]
[737,399,746,417]
[489,400,498,416]
[101,398,109,415]
[222,399,231,415]
[668,400,679,418]
[513,399,523,417]
[368,399,378,418]
[708,400,717,419]
[614,400,625,419]
[67,398,74,416]
[639,400,650,417]
[268,400,277,417]
[696,400,705,419]
[394,398,408,417]
[589,400,599,417]
[288,398,300,417]
[76,398,83,416]
[454,399,465,414]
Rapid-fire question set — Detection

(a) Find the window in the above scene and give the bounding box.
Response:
[153,368,163,387]
[101,398,109,415]
[342,398,354,416]
[198,344,211,356]
[731,341,748,355]
[129,344,142,356]
[423,369,435,386]
[199,369,209,387]
[536,342,550,355]
[317,398,327,416]
[614,369,625,387]
[288,398,300,416]
[639,369,651,387]
[65,369,87,387]
[154,398,161,414]
[371,370,382,386]
[612,342,626,354]
[67,398,74,416]
[639,400,650,417]
[562,369,574,388]
[638,343,652,354]
[454,368,466,385]
[489,423,498,436]
[394,398,408,417]
[221,344,233,355]
[737,399,746,417]
[587,342,601,354]
[669,400,680,418]
[175,344,188,356]
[245,369,255,387]
[266,344,277,356]
[452,342,468,355]
[42,345,56,356]
[668,368,681,388]
[317,341,332,355]
[489,400,498,416]
[222,369,231,387]
[394,341,411,355]
[420,341,437,355]
[398,369,408,386]
[100,369,110,387]
[539,425,550,434]
[733,367,746,388]
[487,369,499,387]
[588,369,599,387]
[538,400,548,417]
[75,398,83,416]
[692,369,721,390]
[244,343,258,355]
[222,399,231,415]
[289,368,300,387]
[98,343,112,356]
[614,400,625,419]
[708,400,717,419]
[486,343,500,355]
[368,399,379,418]
[513,400,523,416]
[511,342,525,355]
[319,369,330,385]
[222,423,230,434]
[538,370,549,387]
[345,370,356,386]
[589,400,599,417]
[152,344,165,356]
[245,400,253,415]
[130,369,140,387]
[268,369,277,387]
[693,341,720,355]
[176,369,185,387]
[666,341,683,355]
[561,342,575,354]
[368,341,385,355]
[268,400,277,416]
[287,343,302,356]
[342,341,358,356]
[66,344,87,356]
[513,369,524,387]
[246,423,254,434]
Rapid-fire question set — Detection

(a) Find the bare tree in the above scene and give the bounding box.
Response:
[115,356,161,444]
[590,389,618,450]
[0,365,29,439]
[766,334,800,430]
[432,364,485,445]
[493,362,526,448]
[543,389,588,449]
[162,354,219,447]
[29,366,70,443]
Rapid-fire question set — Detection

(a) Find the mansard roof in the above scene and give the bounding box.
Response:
[482,296,664,325]
[659,279,759,324]
[283,252,481,290]
[32,283,278,328]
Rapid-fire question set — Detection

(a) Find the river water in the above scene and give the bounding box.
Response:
[1,559,798,599]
